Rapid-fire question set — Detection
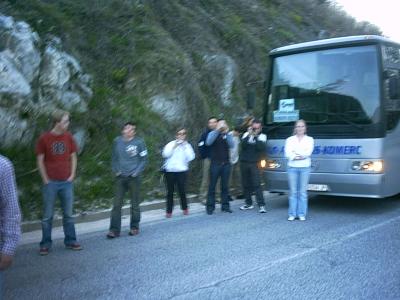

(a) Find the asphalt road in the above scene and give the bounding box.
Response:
[5,194,400,299]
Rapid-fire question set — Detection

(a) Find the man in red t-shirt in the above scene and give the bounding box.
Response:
[36,109,82,256]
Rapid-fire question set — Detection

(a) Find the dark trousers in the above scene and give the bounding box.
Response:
[165,171,188,213]
[110,176,141,233]
[207,162,231,212]
[240,161,265,206]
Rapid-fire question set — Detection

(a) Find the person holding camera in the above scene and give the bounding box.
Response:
[205,119,234,214]
[239,119,267,213]
[162,128,195,218]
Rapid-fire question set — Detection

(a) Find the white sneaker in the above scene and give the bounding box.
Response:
[240,204,254,210]
[299,216,306,221]
[259,206,266,213]
[287,216,295,221]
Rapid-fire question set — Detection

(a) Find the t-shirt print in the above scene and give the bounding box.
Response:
[52,141,66,155]
[126,145,138,157]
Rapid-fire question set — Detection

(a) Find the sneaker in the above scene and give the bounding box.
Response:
[166,212,172,218]
[240,204,254,210]
[129,228,139,236]
[65,243,82,251]
[221,208,233,213]
[299,216,306,221]
[183,209,189,215]
[287,216,295,221]
[39,247,49,256]
[259,206,267,213]
[106,231,120,239]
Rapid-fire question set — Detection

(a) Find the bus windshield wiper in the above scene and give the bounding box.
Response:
[303,110,365,130]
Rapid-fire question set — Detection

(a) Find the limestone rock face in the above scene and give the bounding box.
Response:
[0,14,92,148]
[202,54,236,107]
[149,93,186,123]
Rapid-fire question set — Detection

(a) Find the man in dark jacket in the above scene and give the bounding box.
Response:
[239,119,267,213]
[197,117,218,203]
[205,119,234,214]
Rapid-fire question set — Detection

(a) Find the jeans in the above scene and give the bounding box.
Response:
[165,172,188,213]
[109,176,141,233]
[287,167,311,217]
[40,181,77,248]
[207,162,231,212]
[199,158,211,199]
[240,161,265,207]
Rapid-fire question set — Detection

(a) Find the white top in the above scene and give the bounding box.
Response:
[284,135,314,168]
[162,141,195,172]
[229,132,240,165]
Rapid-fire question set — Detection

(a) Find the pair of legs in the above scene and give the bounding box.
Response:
[206,162,231,213]
[240,161,265,207]
[109,176,141,234]
[40,181,77,248]
[287,167,311,218]
[165,171,188,214]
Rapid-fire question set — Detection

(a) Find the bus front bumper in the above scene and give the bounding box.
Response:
[264,171,384,198]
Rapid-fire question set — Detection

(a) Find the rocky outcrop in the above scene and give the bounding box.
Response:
[0,14,92,148]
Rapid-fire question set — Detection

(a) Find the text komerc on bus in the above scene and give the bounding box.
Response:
[262,35,400,198]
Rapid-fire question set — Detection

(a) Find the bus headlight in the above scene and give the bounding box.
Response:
[263,159,281,169]
[351,160,383,173]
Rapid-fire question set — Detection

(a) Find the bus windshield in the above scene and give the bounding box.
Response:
[266,45,380,131]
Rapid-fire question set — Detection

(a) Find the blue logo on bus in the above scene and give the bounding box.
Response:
[268,145,362,155]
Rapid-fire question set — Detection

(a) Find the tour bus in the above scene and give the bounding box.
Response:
[263,35,400,198]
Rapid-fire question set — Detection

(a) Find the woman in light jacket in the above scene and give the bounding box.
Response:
[284,120,314,221]
[162,128,195,218]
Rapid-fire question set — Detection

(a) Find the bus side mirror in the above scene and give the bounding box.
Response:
[388,76,400,99]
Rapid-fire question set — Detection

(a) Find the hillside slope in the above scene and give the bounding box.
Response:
[0,0,381,219]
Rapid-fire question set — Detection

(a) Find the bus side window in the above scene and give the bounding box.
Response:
[384,69,400,130]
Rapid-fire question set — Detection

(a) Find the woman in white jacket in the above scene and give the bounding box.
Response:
[284,120,314,221]
[162,128,195,218]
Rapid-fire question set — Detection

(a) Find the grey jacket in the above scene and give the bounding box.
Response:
[111,136,148,176]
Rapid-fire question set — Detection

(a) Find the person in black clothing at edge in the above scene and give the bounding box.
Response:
[205,119,234,214]
[239,119,268,213]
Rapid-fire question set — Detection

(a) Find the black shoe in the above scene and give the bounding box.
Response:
[227,195,234,202]
[221,208,233,213]
[236,194,245,199]
[206,210,213,215]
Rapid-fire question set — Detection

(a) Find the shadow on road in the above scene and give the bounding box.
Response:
[310,194,400,215]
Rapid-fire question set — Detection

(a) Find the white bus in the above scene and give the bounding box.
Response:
[263,35,400,198]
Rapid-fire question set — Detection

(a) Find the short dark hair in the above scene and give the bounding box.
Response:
[208,116,217,121]
[252,119,262,125]
[123,121,136,129]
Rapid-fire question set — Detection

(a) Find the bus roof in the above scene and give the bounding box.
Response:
[269,35,400,56]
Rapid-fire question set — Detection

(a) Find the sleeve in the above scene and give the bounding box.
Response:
[69,133,78,154]
[205,130,219,146]
[162,141,175,158]
[185,143,196,162]
[0,160,21,256]
[255,134,267,152]
[135,139,148,175]
[284,137,296,161]
[226,133,234,149]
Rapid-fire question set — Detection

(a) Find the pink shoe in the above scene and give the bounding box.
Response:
[166,212,172,218]
[183,209,189,215]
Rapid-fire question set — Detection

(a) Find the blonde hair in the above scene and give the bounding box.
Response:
[51,109,69,126]
[293,119,307,135]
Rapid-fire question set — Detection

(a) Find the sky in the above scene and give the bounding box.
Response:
[334,0,400,42]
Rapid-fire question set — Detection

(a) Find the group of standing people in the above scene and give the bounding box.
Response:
[4,108,314,260]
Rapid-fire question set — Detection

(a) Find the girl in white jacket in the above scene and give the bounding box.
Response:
[162,128,195,218]
[284,120,314,221]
